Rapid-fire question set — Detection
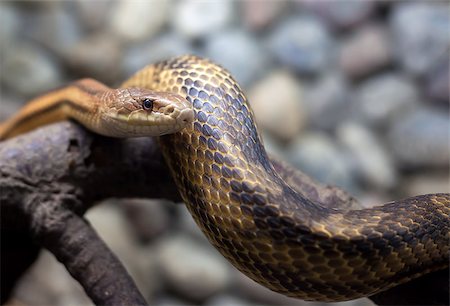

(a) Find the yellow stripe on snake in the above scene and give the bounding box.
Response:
[1,55,449,302]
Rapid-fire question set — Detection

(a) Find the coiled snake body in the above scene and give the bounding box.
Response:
[3,55,449,301]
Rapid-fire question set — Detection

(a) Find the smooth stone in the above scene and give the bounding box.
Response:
[337,122,397,190]
[387,108,449,167]
[339,24,392,78]
[269,16,334,74]
[120,199,172,243]
[240,0,287,30]
[1,42,63,97]
[205,30,270,87]
[67,34,123,83]
[74,0,113,31]
[156,234,231,302]
[287,132,357,193]
[301,0,375,30]
[24,4,82,57]
[0,3,20,47]
[110,0,170,42]
[11,251,93,306]
[425,57,449,103]
[177,204,211,243]
[401,174,450,197]
[207,294,251,306]
[303,72,350,130]
[232,272,303,305]
[247,70,306,142]
[390,2,450,76]
[86,200,158,300]
[123,33,195,76]
[353,73,419,127]
[172,0,234,40]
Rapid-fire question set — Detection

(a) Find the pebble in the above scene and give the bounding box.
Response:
[339,24,392,78]
[390,2,450,76]
[207,295,251,306]
[247,70,306,142]
[109,0,170,42]
[425,57,449,103]
[353,73,419,127]
[205,30,270,87]
[303,72,350,130]
[86,201,158,300]
[240,0,287,31]
[156,234,231,302]
[387,108,450,167]
[337,122,397,190]
[24,4,82,58]
[11,251,92,306]
[0,3,20,48]
[123,33,195,76]
[401,174,450,197]
[172,0,234,40]
[287,132,357,193]
[232,272,304,305]
[121,199,172,243]
[301,0,375,30]
[269,16,334,74]
[74,0,112,31]
[67,34,123,83]
[1,42,63,97]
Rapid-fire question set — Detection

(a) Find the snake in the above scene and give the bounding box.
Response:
[1,55,449,302]
[0,78,194,140]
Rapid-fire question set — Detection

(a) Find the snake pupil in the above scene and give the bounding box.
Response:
[142,98,153,110]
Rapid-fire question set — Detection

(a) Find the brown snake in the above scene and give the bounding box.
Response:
[1,55,449,302]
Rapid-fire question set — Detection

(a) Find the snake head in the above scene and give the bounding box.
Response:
[103,87,194,137]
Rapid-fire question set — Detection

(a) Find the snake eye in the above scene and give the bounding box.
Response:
[142,98,153,111]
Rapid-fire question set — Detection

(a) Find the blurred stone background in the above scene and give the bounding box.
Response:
[0,0,448,305]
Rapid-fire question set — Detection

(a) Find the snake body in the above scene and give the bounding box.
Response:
[2,55,449,301]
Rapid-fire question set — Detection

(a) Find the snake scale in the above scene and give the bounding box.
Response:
[3,55,450,301]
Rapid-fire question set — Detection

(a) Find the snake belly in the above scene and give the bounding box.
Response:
[122,55,450,301]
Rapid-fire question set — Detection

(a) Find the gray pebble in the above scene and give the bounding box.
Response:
[172,0,234,40]
[247,70,306,141]
[24,5,82,58]
[1,42,63,97]
[339,24,392,78]
[240,0,287,31]
[205,30,270,87]
[337,122,397,190]
[287,132,358,193]
[388,108,450,167]
[301,0,375,30]
[353,73,419,127]
[269,16,334,74]
[67,34,123,83]
[207,295,251,306]
[121,199,172,243]
[109,0,170,42]
[0,3,20,49]
[303,72,350,130]
[156,234,231,302]
[390,2,450,76]
[401,174,450,197]
[425,57,449,103]
[11,251,93,306]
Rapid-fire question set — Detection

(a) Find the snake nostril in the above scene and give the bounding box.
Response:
[165,106,175,114]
